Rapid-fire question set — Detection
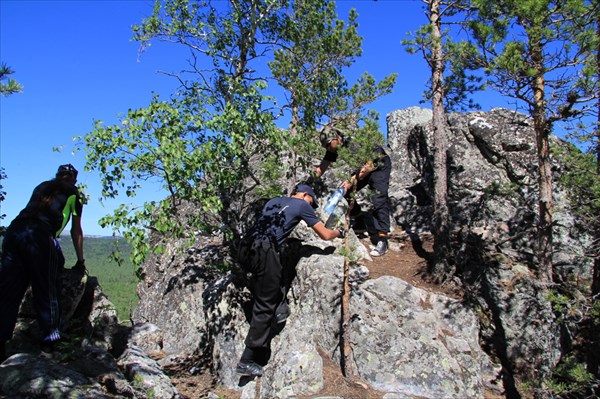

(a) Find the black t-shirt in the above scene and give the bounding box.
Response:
[247,197,319,246]
[13,178,83,237]
[323,150,338,163]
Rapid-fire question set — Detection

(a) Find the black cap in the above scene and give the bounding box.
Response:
[294,183,319,209]
[56,164,78,179]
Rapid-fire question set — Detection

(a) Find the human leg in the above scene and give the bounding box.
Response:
[238,243,283,375]
[368,156,392,256]
[0,226,32,353]
[29,233,65,343]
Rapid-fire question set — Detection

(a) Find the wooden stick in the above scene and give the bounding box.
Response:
[340,192,356,379]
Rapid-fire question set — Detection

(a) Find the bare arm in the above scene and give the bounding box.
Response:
[70,215,84,262]
[311,221,342,241]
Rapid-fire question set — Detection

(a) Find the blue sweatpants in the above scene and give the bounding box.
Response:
[0,220,64,344]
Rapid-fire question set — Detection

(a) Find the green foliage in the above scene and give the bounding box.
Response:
[79,0,396,267]
[61,236,138,321]
[554,139,600,347]
[403,2,484,111]
[268,0,396,188]
[466,0,593,115]
[336,116,384,177]
[269,0,362,128]
[0,64,23,96]
[546,356,598,397]
[81,0,285,266]
[555,142,600,231]
[482,181,520,200]
[338,245,360,263]
[547,290,570,314]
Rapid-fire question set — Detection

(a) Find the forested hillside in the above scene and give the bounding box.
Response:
[60,235,138,321]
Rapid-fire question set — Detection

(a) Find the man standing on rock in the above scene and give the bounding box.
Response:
[315,126,392,257]
[0,164,85,362]
[236,183,344,377]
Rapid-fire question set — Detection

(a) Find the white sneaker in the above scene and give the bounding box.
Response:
[370,240,388,257]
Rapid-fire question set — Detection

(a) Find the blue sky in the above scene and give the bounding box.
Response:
[1,0,503,236]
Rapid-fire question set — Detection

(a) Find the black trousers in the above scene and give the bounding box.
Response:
[238,241,284,353]
[0,220,64,344]
[355,154,392,234]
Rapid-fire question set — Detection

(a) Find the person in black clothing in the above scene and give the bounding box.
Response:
[315,128,392,257]
[236,183,344,377]
[0,164,85,362]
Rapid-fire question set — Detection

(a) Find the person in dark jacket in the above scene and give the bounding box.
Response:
[0,164,85,361]
[235,183,344,377]
[315,127,392,256]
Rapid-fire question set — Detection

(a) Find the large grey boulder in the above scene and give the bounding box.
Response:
[386,107,592,382]
[133,219,499,398]
[1,272,178,399]
[128,106,593,397]
[0,353,113,399]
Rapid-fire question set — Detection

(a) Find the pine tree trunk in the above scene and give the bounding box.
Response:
[429,0,451,281]
[532,46,553,285]
[590,256,600,377]
[288,105,300,194]
[596,21,600,173]
[591,20,600,378]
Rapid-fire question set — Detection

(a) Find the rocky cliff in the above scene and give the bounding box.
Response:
[1,107,593,399]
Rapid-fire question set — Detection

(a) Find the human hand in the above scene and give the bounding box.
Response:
[72,259,87,275]
[340,181,353,194]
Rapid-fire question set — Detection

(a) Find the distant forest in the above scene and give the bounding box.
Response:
[60,235,138,321]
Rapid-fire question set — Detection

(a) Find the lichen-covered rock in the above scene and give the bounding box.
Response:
[1,272,177,399]
[351,276,495,398]
[118,345,179,399]
[386,107,591,381]
[0,353,113,399]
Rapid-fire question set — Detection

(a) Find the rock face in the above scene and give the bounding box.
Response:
[386,107,591,383]
[0,270,178,399]
[132,107,593,398]
[134,224,496,399]
[3,107,589,398]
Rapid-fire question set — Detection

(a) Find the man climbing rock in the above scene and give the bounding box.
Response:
[0,164,85,361]
[236,183,344,377]
[315,126,392,257]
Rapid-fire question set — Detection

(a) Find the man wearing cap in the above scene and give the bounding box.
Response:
[314,127,345,179]
[315,127,392,257]
[235,183,344,377]
[0,164,85,361]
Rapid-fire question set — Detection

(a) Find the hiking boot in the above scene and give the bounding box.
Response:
[370,240,388,257]
[40,340,60,359]
[275,301,291,324]
[236,360,264,377]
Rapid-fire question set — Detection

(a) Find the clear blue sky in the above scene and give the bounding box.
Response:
[0,0,503,236]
